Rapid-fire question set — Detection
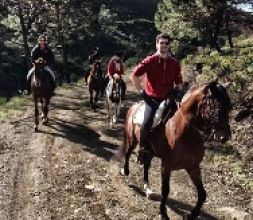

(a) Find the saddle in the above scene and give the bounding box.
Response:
[133,99,177,129]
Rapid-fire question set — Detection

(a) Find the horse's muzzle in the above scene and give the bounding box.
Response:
[213,125,231,143]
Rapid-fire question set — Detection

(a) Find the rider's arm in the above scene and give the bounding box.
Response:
[131,75,143,91]
[120,63,124,76]
[130,56,151,92]
[107,60,114,78]
[31,46,37,65]
[174,60,183,91]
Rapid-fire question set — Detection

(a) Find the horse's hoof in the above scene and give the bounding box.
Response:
[144,185,154,199]
[42,120,48,125]
[120,168,129,176]
[34,126,38,132]
[183,214,195,220]
[160,214,169,220]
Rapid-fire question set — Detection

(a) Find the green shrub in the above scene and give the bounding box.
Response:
[124,57,140,68]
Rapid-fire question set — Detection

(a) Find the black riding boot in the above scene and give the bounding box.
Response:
[120,81,126,99]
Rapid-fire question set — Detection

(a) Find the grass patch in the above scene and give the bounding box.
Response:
[0,97,7,105]
[0,96,30,120]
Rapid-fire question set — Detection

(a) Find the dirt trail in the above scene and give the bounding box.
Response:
[0,82,252,220]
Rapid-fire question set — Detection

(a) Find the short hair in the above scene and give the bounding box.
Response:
[156,33,172,43]
[38,35,47,41]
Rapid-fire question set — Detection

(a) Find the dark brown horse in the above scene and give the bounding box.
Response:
[88,61,103,109]
[116,81,231,220]
[31,57,53,132]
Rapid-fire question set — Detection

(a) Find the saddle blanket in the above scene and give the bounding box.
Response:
[132,101,167,129]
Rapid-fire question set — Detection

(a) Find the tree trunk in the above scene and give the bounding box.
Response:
[62,38,70,83]
[212,6,225,52]
[225,12,233,48]
[18,1,30,70]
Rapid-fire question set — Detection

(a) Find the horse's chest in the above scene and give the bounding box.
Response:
[156,140,204,170]
[173,144,204,169]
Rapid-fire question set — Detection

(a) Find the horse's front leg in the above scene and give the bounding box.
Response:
[34,98,39,132]
[184,167,206,220]
[115,101,121,122]
[94,90,99,105]
[160,163,171,220]
[106,99,113,127]
[143,154,154,199]
[42,98,49,125]
[89,90,93,107]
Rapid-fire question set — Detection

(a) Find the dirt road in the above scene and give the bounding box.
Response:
[0,82,252,220]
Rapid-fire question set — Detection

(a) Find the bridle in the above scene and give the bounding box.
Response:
[179,94,226,140]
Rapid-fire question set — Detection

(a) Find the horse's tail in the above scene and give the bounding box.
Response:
[113,105,136,161]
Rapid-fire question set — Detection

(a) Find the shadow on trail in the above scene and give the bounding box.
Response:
[129,184,218,220]
[43,117,117,161]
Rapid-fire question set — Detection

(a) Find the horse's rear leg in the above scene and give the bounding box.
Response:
[120,135,137,176]
[184,167,206,220]
[160,164,171,220]
[34,98,39,132]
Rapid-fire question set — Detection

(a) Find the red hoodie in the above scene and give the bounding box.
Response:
[131,53,182,99]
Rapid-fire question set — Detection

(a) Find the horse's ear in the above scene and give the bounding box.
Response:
[204,81,217,96]
[224,81,232,89]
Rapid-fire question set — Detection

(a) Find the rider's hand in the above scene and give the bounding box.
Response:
[139,89,145,98]
[174,88,184,102]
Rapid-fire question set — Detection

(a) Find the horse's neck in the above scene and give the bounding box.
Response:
[165,100,201,147]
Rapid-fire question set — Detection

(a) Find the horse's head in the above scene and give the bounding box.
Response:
[198,81,232,142]
[181,81,231,143]
[33,57,46,86]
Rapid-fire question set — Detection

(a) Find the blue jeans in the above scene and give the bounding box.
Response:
[140,92,164,151]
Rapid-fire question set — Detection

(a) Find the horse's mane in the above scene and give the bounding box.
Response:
[180,81,231,112]
[181,84,202,104]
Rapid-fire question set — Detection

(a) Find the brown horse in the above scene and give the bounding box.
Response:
[88,61,103,109]
[31,57,53,132]
[116,81,231,220]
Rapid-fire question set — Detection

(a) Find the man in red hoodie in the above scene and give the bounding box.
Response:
[131,33,183,164]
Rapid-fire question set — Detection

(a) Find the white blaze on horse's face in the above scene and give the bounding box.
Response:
[113,73,120,80]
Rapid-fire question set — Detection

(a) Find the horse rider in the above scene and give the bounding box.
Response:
[26,35,56,95]
[130,33,183,164]
[85,47,103,85]
[104,52,126,99]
